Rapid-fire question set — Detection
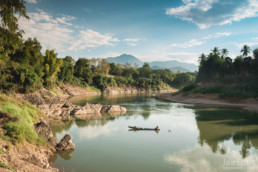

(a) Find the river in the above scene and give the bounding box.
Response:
[51,94,258,172]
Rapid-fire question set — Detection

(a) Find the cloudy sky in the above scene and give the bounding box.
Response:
[21,0,258,64]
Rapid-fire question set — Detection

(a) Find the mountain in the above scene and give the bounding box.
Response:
[105,54,198,72]
[149,60,197,72]
[106,54,144,66]
[152,65,190,72]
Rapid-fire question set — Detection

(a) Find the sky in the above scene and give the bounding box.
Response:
[20,0,258,64]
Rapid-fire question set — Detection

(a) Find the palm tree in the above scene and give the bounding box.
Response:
[241,45,251,57]
[212,47,220,56]
[198,53,206,66]
[221,48,229,59]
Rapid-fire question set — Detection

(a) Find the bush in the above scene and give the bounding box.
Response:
[181,84,196,92]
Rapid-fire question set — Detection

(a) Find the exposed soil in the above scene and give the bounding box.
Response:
[156,92,258,112]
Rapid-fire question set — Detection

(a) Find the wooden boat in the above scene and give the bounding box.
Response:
[128,126,160,131]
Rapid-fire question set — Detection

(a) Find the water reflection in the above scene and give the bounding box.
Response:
[164,145,258,172]
[51,95,258,172]
[194,107,258,158]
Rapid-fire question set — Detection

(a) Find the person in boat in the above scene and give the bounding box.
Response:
[155,125,159,130]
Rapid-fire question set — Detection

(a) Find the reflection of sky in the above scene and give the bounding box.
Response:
[54,95,258,172]
[164,144,258,172]
[78,124,117,139]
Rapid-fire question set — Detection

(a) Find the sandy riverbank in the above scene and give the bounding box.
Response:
[156,93,258,112]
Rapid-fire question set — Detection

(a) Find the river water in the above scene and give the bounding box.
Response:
[51,94,258,172]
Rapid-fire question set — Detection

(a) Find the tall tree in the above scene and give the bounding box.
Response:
[59,56,75,83]
[74,58,93,83]
[221,48,229,59]
[0,0,29,32]
[43,50,63,87]
[241,45,251,57]
[0,0,29,58]
[212,47,220,56]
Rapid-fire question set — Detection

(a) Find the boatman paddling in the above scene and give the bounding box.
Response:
[155,125,159,130]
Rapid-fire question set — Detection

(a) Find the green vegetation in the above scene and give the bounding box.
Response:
[0,0,194,94]
[0,94,46,144]
[181,46,258,98]
[0,160,14,171]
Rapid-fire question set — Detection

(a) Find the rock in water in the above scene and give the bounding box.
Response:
[56,134,75,151]
[101,105,127,113]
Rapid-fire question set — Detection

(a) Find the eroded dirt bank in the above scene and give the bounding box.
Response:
[156,93,258,112]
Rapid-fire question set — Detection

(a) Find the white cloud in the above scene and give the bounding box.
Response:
[124,38,140,42]
[69,30,120,51]
[19,10,74,52]
[166,0,258,29]
[235,42,258,49]
[203,32,231,39]
[19,9,119,53]
[27,0,37,4]
[171,39,203,48]
[124,38,141,46]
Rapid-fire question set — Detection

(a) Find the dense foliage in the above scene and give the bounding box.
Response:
[190,46,258,98]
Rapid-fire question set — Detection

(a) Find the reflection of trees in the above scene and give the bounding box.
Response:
[75,119,109,128]
[195,108,258,158]
[49,119,74,136]
[141,111,151,120]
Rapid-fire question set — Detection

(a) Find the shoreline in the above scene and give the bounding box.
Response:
[156,93,258,112]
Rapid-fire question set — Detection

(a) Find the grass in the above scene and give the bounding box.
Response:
[0,161,14,171]
[84,85,101,92]
[0,94,46,144]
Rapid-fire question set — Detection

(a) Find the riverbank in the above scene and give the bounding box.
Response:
[156,92,258,112]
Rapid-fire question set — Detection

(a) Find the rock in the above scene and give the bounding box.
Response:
[101,105,127,113]
[26,154,49,168]
[56,134,75,151]
[34,121,57,146]
[72,103,102,115]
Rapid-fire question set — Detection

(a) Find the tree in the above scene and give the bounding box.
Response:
[224,57,233,76]
[139,63,152,79]
[221,48,229,59]
[252,48,258,75]
[109,63,122,76]
[198,53,206,67]
[0,0,29,59]
[0,0,29,33]
[253,48,258,61]
[59,56,75,83]
[74,58,93,83]
[233,56,244,75]
[43,50,63,87]
[241,45,251,57]
[212,47,220,56]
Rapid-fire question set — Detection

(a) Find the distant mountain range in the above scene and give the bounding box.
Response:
[106,54,198,72]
